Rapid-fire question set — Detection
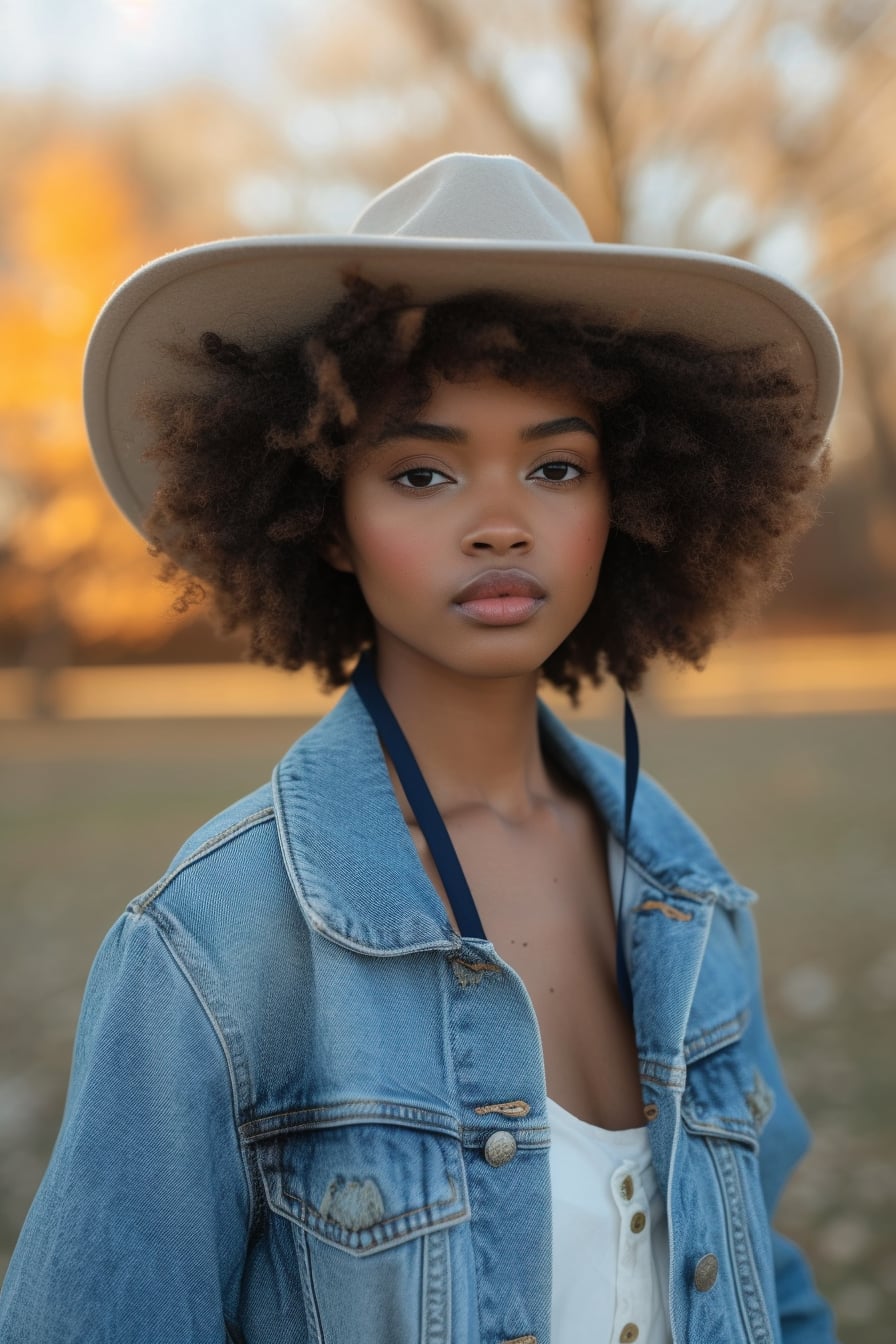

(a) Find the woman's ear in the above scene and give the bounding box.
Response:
[319,526,355,574]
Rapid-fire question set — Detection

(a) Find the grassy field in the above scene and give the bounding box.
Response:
[1,708,894,1338]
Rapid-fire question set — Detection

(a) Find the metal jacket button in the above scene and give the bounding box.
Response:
[483,1130,518,1166]
[620,1174,634,1201]
[620,1325,639,1342]
[694,1253,719,1292]
[630,1211,647,1234]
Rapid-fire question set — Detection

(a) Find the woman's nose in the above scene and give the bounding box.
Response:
[461,518,533,555]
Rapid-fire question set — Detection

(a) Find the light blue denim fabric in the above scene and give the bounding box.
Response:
[0,685,838,1344]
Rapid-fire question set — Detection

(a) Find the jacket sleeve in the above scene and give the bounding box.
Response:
[735,905,841,1344]
[0,909,252,1343]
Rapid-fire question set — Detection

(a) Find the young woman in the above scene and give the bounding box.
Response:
[0,154,842,1344]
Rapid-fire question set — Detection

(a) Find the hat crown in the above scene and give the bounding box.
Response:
[351,152,593,245]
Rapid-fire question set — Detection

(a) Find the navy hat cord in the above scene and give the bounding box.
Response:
[351,650,639,1018]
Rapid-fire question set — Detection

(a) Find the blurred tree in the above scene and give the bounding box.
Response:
[0,97,290,701]
[0,133,178,708]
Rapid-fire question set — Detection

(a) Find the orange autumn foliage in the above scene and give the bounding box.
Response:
[0,135,185,647]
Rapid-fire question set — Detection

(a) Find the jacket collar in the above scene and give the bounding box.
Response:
[272,683,755,956]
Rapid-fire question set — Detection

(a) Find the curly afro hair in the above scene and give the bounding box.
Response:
[140,274,830,704]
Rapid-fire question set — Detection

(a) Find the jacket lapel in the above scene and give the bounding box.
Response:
[272,685,755,979]
[273,685,460,954]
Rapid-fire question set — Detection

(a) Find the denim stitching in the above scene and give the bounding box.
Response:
[132,807,275,914]
[293,1223,325,1344]
[616,850,696,902]
[146,902,254,1107]
[242,1140,269,1248]
[682,1112,759,1152]
[638,1061,687,1090]
[672,881,756,910]
[302,1205,471,1256]
[693,1113,758,1129]
[617,844,752,909]
[240,1101,460,1143]
[141,914,257,1241]
[658,879,715,1343]
[683,1010,751,1063]
[421,1230,451,1344]
[273,772,460,956]
[459,1125,550,1148]
[441,925,482,1344]
[709,1140,774,1344]
[269,1168,469,1252]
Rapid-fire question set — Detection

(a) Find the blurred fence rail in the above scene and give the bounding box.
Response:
[1,633,894,720]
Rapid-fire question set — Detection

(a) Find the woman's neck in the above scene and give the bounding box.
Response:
[372,642,557,824]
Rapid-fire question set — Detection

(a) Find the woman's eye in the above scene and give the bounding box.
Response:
[530,460,583,483]
[392,467,451,489]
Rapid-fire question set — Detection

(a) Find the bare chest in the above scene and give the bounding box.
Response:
[410,805,646,1131]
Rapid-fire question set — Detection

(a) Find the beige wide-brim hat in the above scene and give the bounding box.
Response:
[84,152,842,539]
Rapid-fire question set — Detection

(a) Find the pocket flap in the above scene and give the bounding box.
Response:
[681,1047,775,1151]
[256,1121,471,1255]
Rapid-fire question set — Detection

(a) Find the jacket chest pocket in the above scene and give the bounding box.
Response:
[681,1034,773,1151]
[253,1116,471,1344]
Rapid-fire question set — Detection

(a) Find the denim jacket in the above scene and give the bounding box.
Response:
[0,686,837,1344]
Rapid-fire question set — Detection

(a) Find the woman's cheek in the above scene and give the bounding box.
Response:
[565,513,611,586]
[352,512,435,589]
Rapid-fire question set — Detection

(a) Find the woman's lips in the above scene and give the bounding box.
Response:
[452,568,547,625]
[454,595,546,625]
[451,569,542,626]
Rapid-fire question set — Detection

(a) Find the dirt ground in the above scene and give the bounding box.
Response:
[1,709,894,1339]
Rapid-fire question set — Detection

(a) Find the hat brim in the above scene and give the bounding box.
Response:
[83,234,842,538]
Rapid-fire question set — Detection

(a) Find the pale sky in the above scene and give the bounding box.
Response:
[2,0,835,105]
[0,0,317,103]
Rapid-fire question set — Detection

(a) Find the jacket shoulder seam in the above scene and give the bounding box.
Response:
[132,805,276,914]
[135,907,257,1240]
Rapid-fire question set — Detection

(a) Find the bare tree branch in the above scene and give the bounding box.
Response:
[400,0,563,180]
[818,214,896,281]
[571,0,623,240]
[852,321,896,489]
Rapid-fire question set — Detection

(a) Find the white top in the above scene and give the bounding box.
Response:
[546,1096,671,1344]
[545,829,672,1344]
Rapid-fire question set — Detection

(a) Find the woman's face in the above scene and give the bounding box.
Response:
[325,374,612,684]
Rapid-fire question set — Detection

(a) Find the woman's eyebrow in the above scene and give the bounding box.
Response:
[376,416,598,444]
[377,422,465,444]
[521,416,598,441]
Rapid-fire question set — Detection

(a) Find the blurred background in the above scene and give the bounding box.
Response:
[1,0,894,1337]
